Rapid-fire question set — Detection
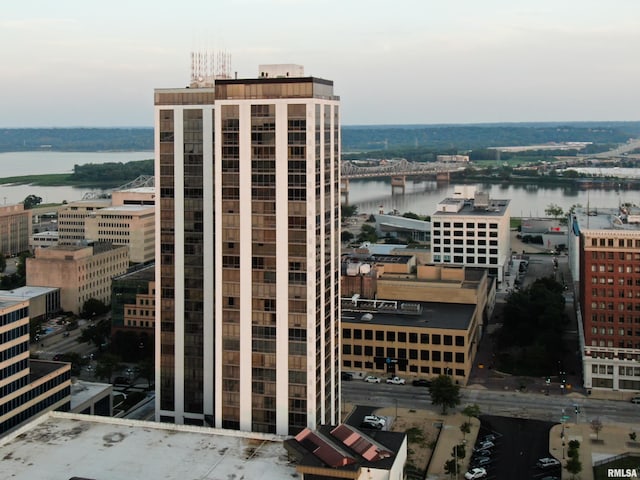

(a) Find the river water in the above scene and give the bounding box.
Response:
[347,179,640,217]
[0,151,638,216]
[0,151,152,205]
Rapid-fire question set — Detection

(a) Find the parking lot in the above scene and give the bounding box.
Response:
[469,415,561,480]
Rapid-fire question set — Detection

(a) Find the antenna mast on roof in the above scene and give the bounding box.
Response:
[190,49,232,87]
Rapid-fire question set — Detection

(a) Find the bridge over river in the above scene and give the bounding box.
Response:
[340,159,466,199]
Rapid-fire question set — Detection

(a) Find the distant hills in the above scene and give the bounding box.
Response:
[1,122,639,154]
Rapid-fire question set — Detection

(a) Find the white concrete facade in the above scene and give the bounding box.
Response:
[431,192,511,283]
[154,73,341,435]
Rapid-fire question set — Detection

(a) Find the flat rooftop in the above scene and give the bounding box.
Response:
[342,301,475,331]
[0,285,58,299]
[574,207,640,232]
[0,413,294,480]
[434,198,510,217]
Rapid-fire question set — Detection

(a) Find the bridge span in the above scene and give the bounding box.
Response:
[340,159,466,200]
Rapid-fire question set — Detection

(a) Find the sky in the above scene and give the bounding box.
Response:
[1,0,639,127]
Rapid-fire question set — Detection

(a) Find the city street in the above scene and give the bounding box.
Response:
[341,380,640,426]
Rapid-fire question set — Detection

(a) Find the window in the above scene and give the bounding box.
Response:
[343,328,351,339]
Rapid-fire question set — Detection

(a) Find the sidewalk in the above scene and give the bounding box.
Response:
[549,421,640,480]
[425,413,481,480]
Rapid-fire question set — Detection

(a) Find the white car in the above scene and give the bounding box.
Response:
[363,375,381,383]
[386,376,406,385]
[464,467,487,480]
[536,457,561,469]
[363,415,386,427]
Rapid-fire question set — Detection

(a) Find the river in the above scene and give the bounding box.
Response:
[0,151,638,215]
[346,178,640,218]
[0,151,152,205]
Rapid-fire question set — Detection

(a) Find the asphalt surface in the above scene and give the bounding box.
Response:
[477,415,561,480]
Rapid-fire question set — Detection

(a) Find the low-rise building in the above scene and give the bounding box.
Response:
[0,412,294,479]
[29,230,59,250]
[341,259,489,385]
[56,199,111,245]
[0,299,71,436]
[0,204,30,256]
[0,286,60,321]
[569,205,640,394]
[84,205,155,264]
[431,187,511,282]
[26,242,129,314]
[111,264,155,334]
[285,424,407,480]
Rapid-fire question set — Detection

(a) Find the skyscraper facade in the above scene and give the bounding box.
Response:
[154,65,341,435]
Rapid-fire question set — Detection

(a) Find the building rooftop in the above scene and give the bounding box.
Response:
[342,301,476,331]
[434,198,510,217]
[371,254,414,265]
[573,206,640,232]
[0,285,59,300]
[28,359,69,382]
[114,263,155,282]
[91,205,154,214]
[69,380,111,411]
[0,413,294,480]
[0,298,25,310]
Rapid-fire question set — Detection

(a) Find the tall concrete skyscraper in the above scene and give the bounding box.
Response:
[154,64,341,435]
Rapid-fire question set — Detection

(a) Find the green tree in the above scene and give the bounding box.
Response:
[79,319,111,351]
[451,443,465,459]
[565,455,582,477]
[590,418,603,440]
[23,194,43,209]
[443,458,459,478]
[460,421,471,440]
[81,298,109,318]
[544,203,564,219]
[341,230,354,243]
[341,204,358,221]
[402,212,421,220]
[462,403,481,422]
[428,375,461,414]
[94,353,122,384]
[357,224,378,244]
[0,255,5,274]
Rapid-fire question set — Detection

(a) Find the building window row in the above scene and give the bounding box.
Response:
[342,328,464,346]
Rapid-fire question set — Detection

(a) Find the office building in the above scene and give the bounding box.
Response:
[56,199,111,245]
[431,186,511,282]
[0,204,30,257]
[341,260,489,385]
[154,64,341,434]
[26,242,129,314]
[84,204,155,264]
[0,298,71,436]
[0,412,293,479]
[569,205,640,392]
[111,264,155,334]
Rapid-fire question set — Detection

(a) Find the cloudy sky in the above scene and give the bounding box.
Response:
[2,0,639,127]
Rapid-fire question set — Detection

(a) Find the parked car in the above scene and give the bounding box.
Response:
[386,376,405,385]
[412,379,431,387]
[540,477,559,480]
[471,457,491,468]
[482,433,497,442]
[472,449,491,459]
[363,375,381,383]
[536,457,561,469]
[475,441,494,451]
[630,396,640,404]
[341,372,353,381]
[363,415,386,427]
[360,420,382,430]
[464,467,487,479]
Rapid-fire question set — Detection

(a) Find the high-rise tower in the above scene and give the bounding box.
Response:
[154,64,341,435]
